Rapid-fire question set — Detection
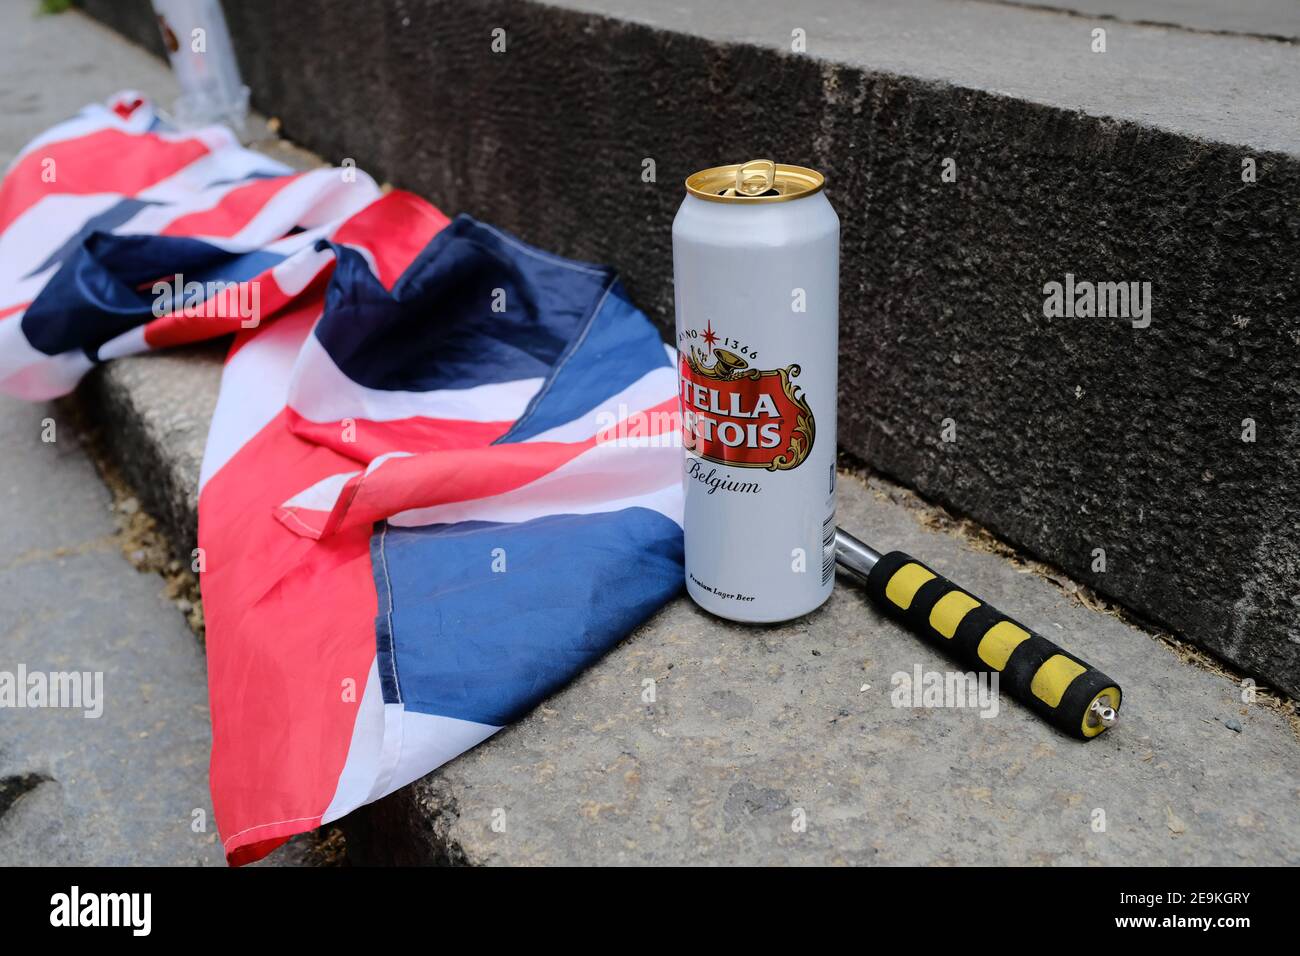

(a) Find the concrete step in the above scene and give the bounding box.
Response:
[32,5,1300,865]
[75,0,1300,698]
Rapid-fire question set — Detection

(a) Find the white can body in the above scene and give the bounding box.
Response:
[673,189,839,623]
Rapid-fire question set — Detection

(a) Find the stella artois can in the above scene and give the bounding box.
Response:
[673,159,839,623]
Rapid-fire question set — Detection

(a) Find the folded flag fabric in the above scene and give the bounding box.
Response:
[0,93,684,864]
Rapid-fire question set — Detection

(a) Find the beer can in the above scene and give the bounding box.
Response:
[673,159,839,623]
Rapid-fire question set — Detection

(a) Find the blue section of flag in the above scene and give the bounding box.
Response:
[500,281,670,443]
[353,218,682,725]
[373,508,684,726]
[315,214,614,393]
[20,231,282,356]
[23,198,163,279]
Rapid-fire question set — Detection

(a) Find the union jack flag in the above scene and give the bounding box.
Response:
[0,93,683,864]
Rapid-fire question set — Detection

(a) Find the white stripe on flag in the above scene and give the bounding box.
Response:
[221,168,382,247]
[386,438,682,529]
[199,306,318,489]
[286,332,544,425]
[97,325,148,361]
[0,193,124,290]
[269,235,336,293]
[319,659,500,826]
[135,148,291,206]
[522,364,678,444]
[0,313,95,399]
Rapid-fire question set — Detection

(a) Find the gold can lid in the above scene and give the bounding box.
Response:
[685,158,825,204]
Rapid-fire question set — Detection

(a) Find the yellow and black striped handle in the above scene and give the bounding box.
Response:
[864,551,1122,739]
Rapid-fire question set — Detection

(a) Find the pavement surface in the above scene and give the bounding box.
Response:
[0,395,229,865]
[2,4,1298,866]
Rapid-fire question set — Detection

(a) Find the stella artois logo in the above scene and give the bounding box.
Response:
[677,321,815,470]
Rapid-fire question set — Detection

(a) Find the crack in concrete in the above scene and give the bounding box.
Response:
[0,536,117,575]
[968,0,1300,45]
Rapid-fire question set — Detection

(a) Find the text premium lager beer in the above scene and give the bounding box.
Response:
[673,159,839,622]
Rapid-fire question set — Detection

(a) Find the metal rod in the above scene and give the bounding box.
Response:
[1087,698,1118,728]
[834,528,882,579]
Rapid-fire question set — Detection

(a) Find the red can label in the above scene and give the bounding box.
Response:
[678,321,815,471]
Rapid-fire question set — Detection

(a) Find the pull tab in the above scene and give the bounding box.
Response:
[735,158,776,196]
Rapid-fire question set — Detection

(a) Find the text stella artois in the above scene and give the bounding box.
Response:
[673,160,839,623]
[678,325,814,470]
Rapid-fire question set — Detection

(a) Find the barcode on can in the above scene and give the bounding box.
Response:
[821,513,836,586]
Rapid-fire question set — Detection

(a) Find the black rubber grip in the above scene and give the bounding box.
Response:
[864,551,1122,740]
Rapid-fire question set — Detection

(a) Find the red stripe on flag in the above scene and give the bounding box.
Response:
[331,190,450,290]
[111,95,146,119]
[0,128,210,235]
[160,173,302,238]
[285,407,512,464]
[141,263,333,351]
[198,402,378,866]
[277,396,680,538]
[292,439,591,539]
